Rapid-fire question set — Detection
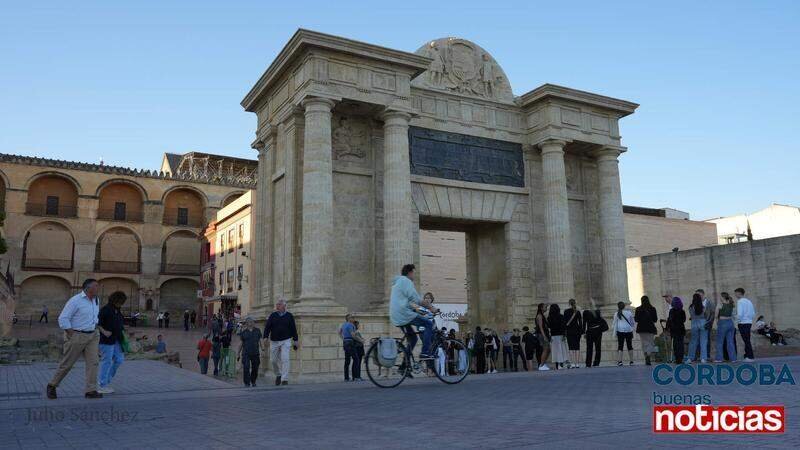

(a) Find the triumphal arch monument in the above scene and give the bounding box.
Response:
[242,30,637,376]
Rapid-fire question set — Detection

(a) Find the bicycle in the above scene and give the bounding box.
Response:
[365,319,470,388]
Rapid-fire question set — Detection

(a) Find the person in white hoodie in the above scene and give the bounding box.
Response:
[611,301,635,366]
[389,264,437,359]
[734,287,756,361]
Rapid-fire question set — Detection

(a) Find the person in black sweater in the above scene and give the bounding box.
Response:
[548,304,566,370]
[97,291,126,394]
[563,299,583,368]
[666,297,687,364]
[582,308,605,367]
[262,299,298,386]
[473,327,486,374]
[634,296,659,365]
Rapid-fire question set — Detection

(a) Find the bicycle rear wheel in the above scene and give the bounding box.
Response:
[432,339,470,384]
[365,340,410,388]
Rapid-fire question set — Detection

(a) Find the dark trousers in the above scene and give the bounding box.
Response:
[199,357,209,374]
[673,334,685,364]
[158,319,163,328]
[354,344,364,379]
[242,353,260,385]
[502,346,513,369]
[585,333,602,367]
[164,319,169,328]
[738,324,754,359]
[212,354,220,375]
[39,313,48,323]
[512,346,527,371]
[343,340,357,380]
[184,319,189,331]
[475,347,486,373]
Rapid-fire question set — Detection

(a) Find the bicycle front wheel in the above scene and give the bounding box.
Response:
[432,338,470,384]
[365,340,410,388]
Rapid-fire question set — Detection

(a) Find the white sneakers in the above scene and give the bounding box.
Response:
[97,386,114,394]
[744,357,755,362]
[538,364,550,371]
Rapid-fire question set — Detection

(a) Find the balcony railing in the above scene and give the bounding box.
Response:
[161,263,200,275]
[162,209,203,227]
[94,260,141,273]
[96,208,144,223]
[23,258,73,271]
[25,203,78,218]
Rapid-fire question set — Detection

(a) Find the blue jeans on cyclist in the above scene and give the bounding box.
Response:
[403,316,434,357]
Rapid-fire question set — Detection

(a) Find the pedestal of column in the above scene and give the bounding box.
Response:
[380,110,414,303]
[297,97,340,313]
[539,139,575,304]
[593,146,629,306]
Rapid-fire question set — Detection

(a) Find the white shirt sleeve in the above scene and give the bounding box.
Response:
[58,298,76,330]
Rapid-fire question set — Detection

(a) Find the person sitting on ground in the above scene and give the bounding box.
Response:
[755,316,767,335]
[155,334,167,354]
[764,321,788,346]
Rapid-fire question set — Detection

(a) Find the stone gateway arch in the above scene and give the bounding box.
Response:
[242,30,638,378]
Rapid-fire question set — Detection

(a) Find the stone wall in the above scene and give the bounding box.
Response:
[627,234,800,329]
[624,213,717,258]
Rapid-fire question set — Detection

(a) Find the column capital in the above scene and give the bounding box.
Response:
[592,145,627,161]
[301,96,336,112]
[380,109,412,128]
[537,138,569,155]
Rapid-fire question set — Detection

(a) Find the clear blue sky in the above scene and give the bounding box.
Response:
[2,1,798,219]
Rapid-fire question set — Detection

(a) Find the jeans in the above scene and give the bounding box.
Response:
[738,323,754,359]
[98,342,124,387]
[404,316,434,356]
[212,354,221,375]
[343,340,357,380]
[715,319,736,362]
[242,353,259,385]
[199,357,209,374]
[688,319,708,361]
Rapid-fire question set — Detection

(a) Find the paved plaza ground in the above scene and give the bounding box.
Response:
[1,356,798,449]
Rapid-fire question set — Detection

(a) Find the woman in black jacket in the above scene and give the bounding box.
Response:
[666,297,687,364]
[548,304,566,370]
[563,299,583,368]
[634,296,658,365]
[583,308,605,367]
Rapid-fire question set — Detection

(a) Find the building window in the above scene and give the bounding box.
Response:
[219,235,225,254]
[228,229,234,253]
[46,196,60,215]
[219,271,224,293]
[237,264,243,290]
[177,207,189,226]
[114,202,127,221]
[238,224,244,249]
[227,269,234,292]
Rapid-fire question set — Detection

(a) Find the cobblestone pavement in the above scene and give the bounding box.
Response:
[0,357,798,449]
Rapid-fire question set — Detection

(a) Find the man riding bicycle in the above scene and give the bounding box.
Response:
[389,264,438,359]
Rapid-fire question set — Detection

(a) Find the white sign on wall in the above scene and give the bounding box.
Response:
[433,303,468,331]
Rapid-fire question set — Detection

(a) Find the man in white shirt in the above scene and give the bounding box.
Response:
[735,287,756,361]
[46,279,103,399]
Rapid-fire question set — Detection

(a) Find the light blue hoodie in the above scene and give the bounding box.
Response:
[389,275,422,326]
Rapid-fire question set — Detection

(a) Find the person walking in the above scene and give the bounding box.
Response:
[563,299,583,368]
[686,293,708,363]
[634,296,658,366]
[238,317,262,386]
[97,291,126,394]
[197,334,212,375]
[190,310,197,329]
[583,307,606,367]
[535,303,551,371]
[715,292,737,362]
[211,333,222,376]
[183,310,190,331]
[352,320,365,381]
[474,327,487,374]
[157,311,164,329]
[339,314,357,382]
[666,297,687,364]
[39,305,49,324]
[46,279,103,400]
[734,288,756,361]
[611,301,635,366]
[263,298,298,386]
[220,329,235,377]
[548,304,566,370]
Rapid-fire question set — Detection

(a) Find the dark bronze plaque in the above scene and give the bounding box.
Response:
[409,127,524,187]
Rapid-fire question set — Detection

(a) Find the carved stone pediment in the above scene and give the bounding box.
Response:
[412,38,514,104]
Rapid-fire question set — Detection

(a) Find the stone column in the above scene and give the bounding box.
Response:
[253,128,276,307]
[381,110,414,301]
[593,146,629,305]
[538,139,575,303]
[299,97,336,304]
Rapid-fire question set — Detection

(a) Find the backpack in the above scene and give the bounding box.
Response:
[377,338,398,368]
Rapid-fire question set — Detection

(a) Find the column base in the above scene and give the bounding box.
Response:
[293,296,348,315]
